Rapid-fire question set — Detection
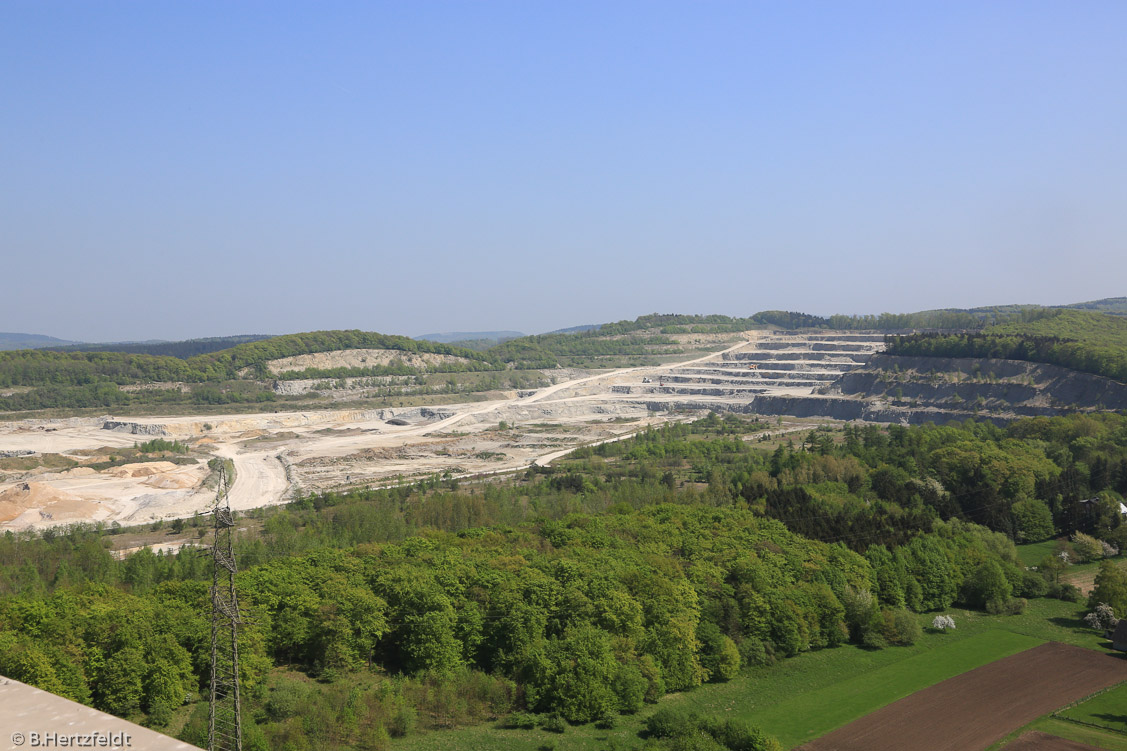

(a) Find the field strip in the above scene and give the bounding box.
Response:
[799,641,1127,751]
[757,629,1041,748]
[997,719,1127,751]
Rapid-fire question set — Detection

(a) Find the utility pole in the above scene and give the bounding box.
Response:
[208,465,242,751]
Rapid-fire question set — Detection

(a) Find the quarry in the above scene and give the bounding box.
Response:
[2,328,1124,533]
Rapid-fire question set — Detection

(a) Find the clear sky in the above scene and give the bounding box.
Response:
[2,1,1125,342]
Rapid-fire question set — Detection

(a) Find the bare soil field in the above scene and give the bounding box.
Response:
[799,643,1127,751]
[1001,731,1103,751]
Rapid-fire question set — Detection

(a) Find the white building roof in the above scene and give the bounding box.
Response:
[0,675,200,750]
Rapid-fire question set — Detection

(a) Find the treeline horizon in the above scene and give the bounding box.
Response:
[2,305,1125,412]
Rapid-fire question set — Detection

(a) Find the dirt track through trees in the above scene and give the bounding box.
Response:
[798,642,1127,751]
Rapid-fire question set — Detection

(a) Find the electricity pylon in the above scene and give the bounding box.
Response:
[208,465,242,751]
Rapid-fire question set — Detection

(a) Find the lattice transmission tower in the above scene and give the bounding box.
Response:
[208,465,243,751]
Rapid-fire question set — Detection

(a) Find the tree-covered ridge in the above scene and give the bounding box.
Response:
[0,330,505,411]
[46,335,274,359]
[0,503,1027,747]
[195,330,499,375]
[1058,296,1127,316]
[0,330,499,388]
[572,412,1127,550]
[886,309,1127,383]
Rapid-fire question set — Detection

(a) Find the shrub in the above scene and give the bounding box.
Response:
[646,708,694,739]
[647,709,782,751]
[1084,603,1119,631]
[931,615,956,631]
[1017,569,1048,598]
[265,679,309,721]
[881,609,922,645]
[963,560,1013,612]
[1048,583,1084,602]
[501,711,538,730]
[737,637,773,667]
[1072,532,1104,562]
[541,713,566,733]
[387,703,416,737]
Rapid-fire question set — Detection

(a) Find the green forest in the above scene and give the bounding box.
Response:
[48,335,274,359]
[2,413,1126,749]
[887,309,1127,383]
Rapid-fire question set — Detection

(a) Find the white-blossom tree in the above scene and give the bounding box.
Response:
[931,615,956,631]
[1084,603,1118,632]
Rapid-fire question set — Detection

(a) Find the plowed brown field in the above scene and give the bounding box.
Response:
[799,642,1127,751]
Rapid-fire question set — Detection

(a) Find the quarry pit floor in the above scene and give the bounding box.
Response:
[0,332,877,533]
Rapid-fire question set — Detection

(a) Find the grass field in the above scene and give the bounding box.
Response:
[395,597,1110,751]
[991,717,1127,751]
[1057,682,1127,735]
[752,630,1040,748]
[1017,540,1062,568]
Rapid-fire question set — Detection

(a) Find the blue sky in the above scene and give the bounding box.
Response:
[2,2,1125,341]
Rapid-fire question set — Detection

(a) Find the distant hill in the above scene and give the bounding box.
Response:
[415,331,524,344]
[887,309,1127,383]
[48,335,273,359]
[0,332,80,351]
[1058,297,1127,316]
[545,324,601,335]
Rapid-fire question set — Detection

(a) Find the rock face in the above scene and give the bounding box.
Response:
[647,332,884,397]
[635,342,1127,427]
[102,420,167,435]
[641,396,1009,426]
[260,348,477,376]
[835,355,1127,413]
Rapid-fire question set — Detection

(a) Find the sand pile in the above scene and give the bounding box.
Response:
[106,461,179,478]
[0,481,97,524]
[144,472,199,489]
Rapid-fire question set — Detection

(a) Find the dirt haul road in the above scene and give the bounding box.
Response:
[211,445,289,512]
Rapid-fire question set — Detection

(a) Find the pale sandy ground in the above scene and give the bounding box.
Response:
[0,332,876,532]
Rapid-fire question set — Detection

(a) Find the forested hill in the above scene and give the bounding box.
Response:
[0,332,79,350]
[886,309,1127,383]
[46,334,273,359]
[1057,296,1127,316]
[0,330,501,385]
